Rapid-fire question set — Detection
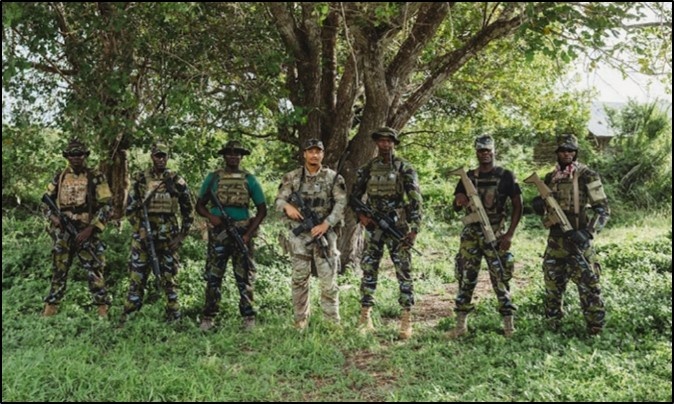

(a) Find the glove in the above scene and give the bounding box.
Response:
[532,196,546,216]
[566,229,593,251]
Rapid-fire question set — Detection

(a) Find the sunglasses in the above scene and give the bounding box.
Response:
[153,153,168,159]
[65,152,86,157]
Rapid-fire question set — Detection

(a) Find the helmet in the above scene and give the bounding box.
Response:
[151,142,169,156]
[474,134,495,151]
[370,127,400,144]
[555,134,579,152]
[62,138,90,157]
[217,140,251,156]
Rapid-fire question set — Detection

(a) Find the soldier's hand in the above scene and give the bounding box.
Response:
[402,231,417,248]
[208,214,223,228]
[498,234,513,251]
[49,215,62,229]
[169,234,186,250]
[76,225,95,245]
[454,193,469,209]
[358,214,374,228]
[311,222,330,238]
[284,204,304,221]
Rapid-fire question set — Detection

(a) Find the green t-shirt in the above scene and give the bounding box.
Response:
[198,171,266,221]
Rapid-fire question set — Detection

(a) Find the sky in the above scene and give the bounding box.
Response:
[572,64,672,104]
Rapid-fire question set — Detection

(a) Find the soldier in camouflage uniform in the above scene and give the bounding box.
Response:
[275,139,346,330]
[120,143,194,324]
[448,135,523,339]
[532,134,609,335]
[350,127,422,340]
[42,139,113,317]
[198,140,267,331]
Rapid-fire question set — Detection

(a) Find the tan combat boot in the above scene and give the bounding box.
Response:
[243,316,256,331]
[43,303,58,317]
[503,315,515,337]
[200,316,214,331]
[448,312,468,339]
[357,307,375,334]
[399,309,412,340]
[97,304,109,318]
[294,318,308,331]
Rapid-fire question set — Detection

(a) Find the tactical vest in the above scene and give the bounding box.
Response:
[549,164,590,229]
[366,160,403,201]
[472,167,506,226]
[143,169,177,214]
[215,169,250,208]
[295,168,335,219]
[58,170,92,222]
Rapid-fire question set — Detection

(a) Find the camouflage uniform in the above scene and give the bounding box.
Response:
[453,167,520,316]
[351,139,423,310]
[539,135,610,334]
[275,141,347,325]
[43,140,112,309]
[200,142,266,322]
[122,145,193,320]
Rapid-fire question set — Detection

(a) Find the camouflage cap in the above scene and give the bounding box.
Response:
[62,138,90,157]
[303,138,324,151]
[555,134,579,152]
[370,127,400,144]
[218,140,251,156]
[474,134,495,151]
[151,142,169,156]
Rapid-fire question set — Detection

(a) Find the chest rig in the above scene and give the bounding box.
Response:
[549,165,590,229]
[58,169,93,222]
[215,169,250,208]
[472,167,506,226]
[294,168,333,219]
[366,159,403,204]
[143,169,177,214]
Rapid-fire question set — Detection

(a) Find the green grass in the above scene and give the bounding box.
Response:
[2,211,672,401]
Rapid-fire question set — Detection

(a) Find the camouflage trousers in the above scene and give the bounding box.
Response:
[203,228,256,319]
[543,234,605,331]
[44,231,110,306]
[360,228,414,309]
[123,238,180,319]
[289,231,340,323]
[454,225,515,316]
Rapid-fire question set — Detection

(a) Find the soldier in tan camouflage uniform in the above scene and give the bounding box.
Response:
[120,143,194,324]
[275,139,347,330]
[42,139,112,317]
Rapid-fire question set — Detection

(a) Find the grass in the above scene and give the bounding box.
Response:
[2,210,672,401]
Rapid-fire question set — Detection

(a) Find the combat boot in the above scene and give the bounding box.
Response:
[294,318,308,331]
[357,307,375,334]
[199,316,214,331]
[399,309,412,340]
[97,304,109,318]
[243,316,256,331]
[588,326,603,336]
[43,303,58,317]
[448,312,468,339]
[503,315,515,337]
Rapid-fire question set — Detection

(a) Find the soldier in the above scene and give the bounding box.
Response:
[197,140,267,331]
[447,135,523,338]
[120,142,194,324]
[350,127,422,340]
[42,138,112,317]
[275,138,346,330]
[532,134,609,335]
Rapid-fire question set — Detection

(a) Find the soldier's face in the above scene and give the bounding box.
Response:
[224,152,243,168]
[376,137,394,155]
[476,149,493,164]
[557,149,576,165]
[151,153,168,171]
[66,152,86,170]
[303,147,324,166]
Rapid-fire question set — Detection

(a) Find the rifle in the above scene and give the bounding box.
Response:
[208,189,254,270]
[136,181,165,291]
[523,172,594,275]
[288,191,334,270]
[449,167,506,280]
[351,198,421,255]
[42,194,103,266]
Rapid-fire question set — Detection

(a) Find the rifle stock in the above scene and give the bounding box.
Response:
[42,194,103,266]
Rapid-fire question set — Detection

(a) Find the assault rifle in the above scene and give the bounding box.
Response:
[136,181,165,291]
[42,194,102,266]
[288,191,334,270]
[209,189,254,270]
[351,198,421,255]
